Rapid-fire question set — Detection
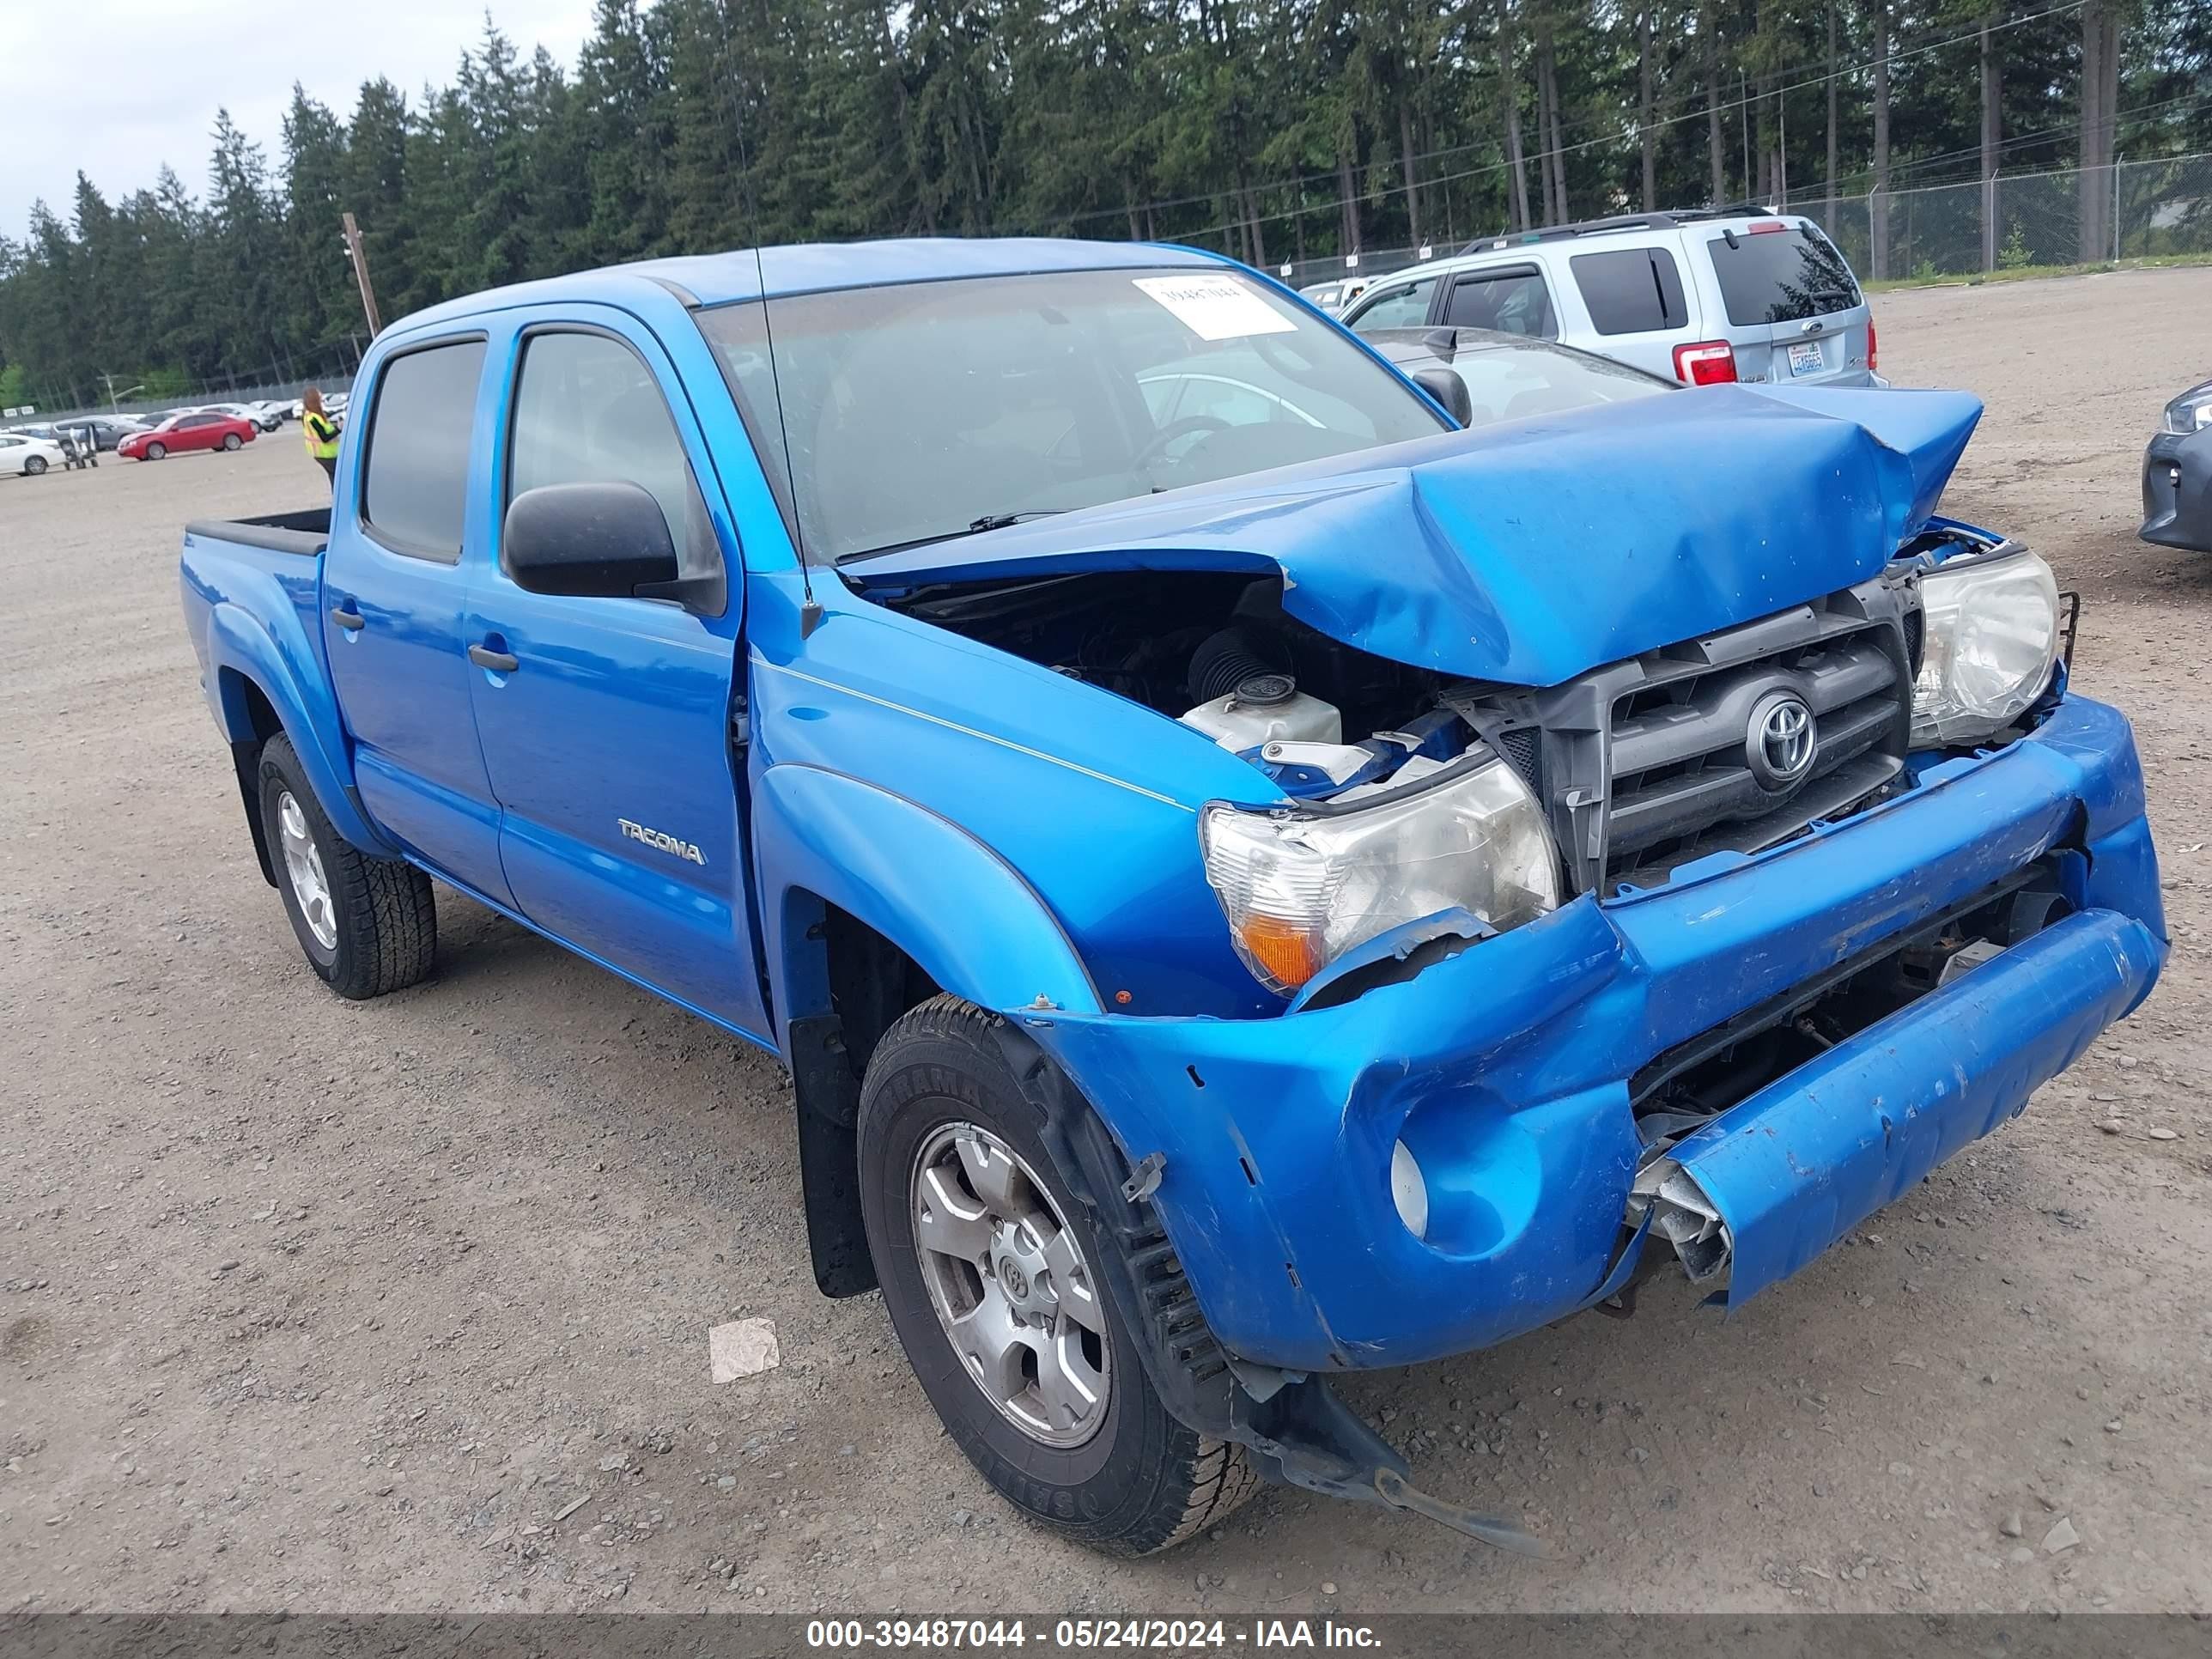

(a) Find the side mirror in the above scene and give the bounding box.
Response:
[1411,366,1474,428]
[504,480,685,600]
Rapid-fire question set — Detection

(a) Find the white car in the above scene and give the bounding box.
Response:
[0,432,65,477]
[202,401,285,433]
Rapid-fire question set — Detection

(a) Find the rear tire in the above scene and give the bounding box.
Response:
[856,994,1259,1556]
[256,734,436,1000]
[221,432,242,452]
[146,441,165,460]
[22,456,45,477]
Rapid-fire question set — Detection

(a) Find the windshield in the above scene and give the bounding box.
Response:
[696,267,1447,563]
[1705,227,1863,325]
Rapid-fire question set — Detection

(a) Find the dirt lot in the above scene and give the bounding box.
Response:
[3,270,2209,1617]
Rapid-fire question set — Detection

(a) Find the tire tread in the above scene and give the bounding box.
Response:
[260,734,435,999]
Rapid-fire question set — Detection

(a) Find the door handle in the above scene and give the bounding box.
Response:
[469,643,520,673]
[329,604,365,629]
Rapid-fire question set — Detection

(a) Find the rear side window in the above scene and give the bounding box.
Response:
[1571,248,1688,335]
[1705,227,1863,325]
[1441,269,1557,338]
[1350,276,1437,332]
[362,338,486,562]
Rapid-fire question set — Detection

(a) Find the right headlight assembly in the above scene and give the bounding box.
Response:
[1198,757,1561,997]
[2162,380,2212,436]
[1911,546,2062,749]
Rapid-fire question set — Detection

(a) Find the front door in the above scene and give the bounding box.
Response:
[463,311,768,1039]
[321,334,515,907]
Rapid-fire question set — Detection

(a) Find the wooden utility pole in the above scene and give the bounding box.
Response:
[341,212,384,337]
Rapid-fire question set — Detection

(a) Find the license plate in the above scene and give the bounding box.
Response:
[1787,340,1825,376]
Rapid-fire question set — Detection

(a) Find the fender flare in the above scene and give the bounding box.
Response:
[204,601,397,859]
[756,763,1104,1039]
[755,764,1105,1298]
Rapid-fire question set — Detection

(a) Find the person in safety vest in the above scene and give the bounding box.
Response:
[301,387,341,487]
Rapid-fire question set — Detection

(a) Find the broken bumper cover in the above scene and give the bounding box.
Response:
[1640,906,2160,1309]
[1022,693,2164,1374]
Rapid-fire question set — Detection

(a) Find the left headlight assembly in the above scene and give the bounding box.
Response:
[2163,380,2212,436]
[1911,546,2062,749]
[1198,757,1562,997]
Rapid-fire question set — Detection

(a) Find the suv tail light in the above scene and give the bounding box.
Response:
[1867,316,1879,374]
[1673,340,1738,386]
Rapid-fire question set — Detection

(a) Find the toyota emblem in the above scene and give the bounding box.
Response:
[1748,692,1817,789]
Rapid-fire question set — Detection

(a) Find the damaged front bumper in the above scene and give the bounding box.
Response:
[1633,905,2159,1307]
[1022,693,2165,1374]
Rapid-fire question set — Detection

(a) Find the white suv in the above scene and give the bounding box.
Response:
[1338,209,1880,389]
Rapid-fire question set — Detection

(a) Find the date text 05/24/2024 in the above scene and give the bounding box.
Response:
[804,1619,1384,1650]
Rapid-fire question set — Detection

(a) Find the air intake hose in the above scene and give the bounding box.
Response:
[1188,626,1291,707]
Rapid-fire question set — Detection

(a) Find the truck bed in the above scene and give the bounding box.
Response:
[183,507,331,557]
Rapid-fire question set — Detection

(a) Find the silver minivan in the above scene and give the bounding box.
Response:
[1336,209,1880,389]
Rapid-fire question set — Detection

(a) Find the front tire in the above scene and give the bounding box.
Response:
[145,441,165,460]
[22,456,45,476]
[857,995,1257,1556]
[256,734,436,1000]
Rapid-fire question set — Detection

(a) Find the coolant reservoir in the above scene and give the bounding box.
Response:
[1180,673,1343,751]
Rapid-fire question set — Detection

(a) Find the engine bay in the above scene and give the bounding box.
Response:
[880,570,1480,801]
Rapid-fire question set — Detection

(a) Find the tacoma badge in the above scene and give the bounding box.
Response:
[618,818,707,865]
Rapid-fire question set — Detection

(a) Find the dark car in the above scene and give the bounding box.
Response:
[1362,325,1675,429]
[78,416,149,451]
[40,416,145,452]
[2141,378,2212,553]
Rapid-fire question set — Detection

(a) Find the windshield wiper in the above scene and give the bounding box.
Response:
[837,509,1073,565]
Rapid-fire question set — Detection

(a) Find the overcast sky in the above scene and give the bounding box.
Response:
[0,0,599,239]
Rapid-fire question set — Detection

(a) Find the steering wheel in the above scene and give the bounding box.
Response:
[1135,413,1233,468]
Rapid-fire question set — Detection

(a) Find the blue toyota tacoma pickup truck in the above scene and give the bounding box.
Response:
[179,239,2164,1556]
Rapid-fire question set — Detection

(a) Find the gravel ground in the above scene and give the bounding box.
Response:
[3,270,2209,1617]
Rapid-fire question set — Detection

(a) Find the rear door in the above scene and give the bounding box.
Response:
[463,306,767,1038]
[1692,222,1873,386]
[1432,263,1560,340]
[321,333,516,906]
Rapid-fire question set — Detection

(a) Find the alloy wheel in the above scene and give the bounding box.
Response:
[909,1121,1112,1448]
[276,790,337,951]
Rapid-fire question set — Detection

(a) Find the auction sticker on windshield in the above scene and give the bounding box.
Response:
[1133,274,1297,341]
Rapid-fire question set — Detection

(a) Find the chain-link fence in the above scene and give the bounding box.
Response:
[3,343,364,428]
[1266,245,1433,294]
[1794,151,2212,282]
[1224,151,2212,296]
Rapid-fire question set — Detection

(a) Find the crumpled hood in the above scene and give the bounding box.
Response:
[849,384,1983,687]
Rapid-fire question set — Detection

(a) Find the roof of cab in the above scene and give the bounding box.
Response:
[391,237,1230,334]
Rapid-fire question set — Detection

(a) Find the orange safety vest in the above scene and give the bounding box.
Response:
[303,410,340,459]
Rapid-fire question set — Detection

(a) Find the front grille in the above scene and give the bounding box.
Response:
[1448,576,1917,895]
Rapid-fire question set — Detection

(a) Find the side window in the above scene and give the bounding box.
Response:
[1441,270,1559,339]
[362,338,487,562]
[179,415,213,429]
[507,330,717,586]
[1571,248,1688,335]
[1349,277,1438,333]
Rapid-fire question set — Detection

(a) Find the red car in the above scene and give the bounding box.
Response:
[118,410,257,461]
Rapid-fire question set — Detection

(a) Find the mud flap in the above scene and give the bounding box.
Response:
[1662,908,2160,1310]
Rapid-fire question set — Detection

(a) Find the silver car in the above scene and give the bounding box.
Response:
[1337,209,1880,389]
